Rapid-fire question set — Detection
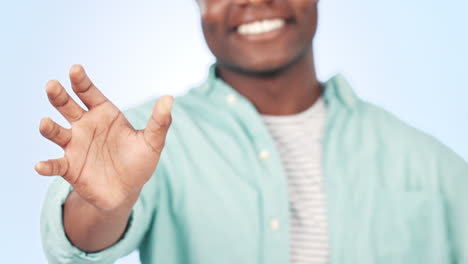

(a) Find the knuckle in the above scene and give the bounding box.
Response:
[153,140,165,153]
[50,123,61,138]
[69,110,84,122]
[49,161,56,175]
[74,77,93,93]
[167,115,173,126]
[55,161,62,175]
[156,115,172,129]
[150,116,163,130]
[143,131,165,153]
[52,90,70,108]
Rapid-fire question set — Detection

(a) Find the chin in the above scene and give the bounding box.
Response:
[224,41,311,76]
[226,56,301,77]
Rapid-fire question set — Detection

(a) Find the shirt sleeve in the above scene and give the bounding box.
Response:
[40,175,158,264]
[439,148,468,263]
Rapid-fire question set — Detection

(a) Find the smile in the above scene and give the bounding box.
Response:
[237,19,286,36]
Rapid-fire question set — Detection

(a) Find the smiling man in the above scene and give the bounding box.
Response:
[38,0,468,263]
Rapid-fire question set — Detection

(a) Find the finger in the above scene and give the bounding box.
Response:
[69,64,109,109]
[46,80,86,123]
[39,117,72,148]
[143,95,174,153]
[35,157,69,177]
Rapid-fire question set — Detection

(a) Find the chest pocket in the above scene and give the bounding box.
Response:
[368,189,451,263]
[331,187,452,264]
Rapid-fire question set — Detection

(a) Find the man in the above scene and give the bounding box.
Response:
[38,0,468,263]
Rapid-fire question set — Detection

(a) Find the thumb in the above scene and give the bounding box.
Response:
[143,95,174,153]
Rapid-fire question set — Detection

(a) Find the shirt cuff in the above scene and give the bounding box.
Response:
[41,178,142,264]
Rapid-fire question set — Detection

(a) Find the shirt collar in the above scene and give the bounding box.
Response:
[197,63,358,111]
[323,73,358,110]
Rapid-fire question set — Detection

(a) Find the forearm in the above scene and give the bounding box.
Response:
[63,190,138,253]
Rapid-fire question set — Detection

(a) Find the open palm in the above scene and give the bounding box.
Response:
[36,65,173,211]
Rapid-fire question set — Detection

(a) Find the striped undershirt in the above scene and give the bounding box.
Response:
[261,97,329,264]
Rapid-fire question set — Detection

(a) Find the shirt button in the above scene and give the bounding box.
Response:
[270,219,280,231]
[259,150,270,161]
[345,95,354,105]
[226,94,237,105]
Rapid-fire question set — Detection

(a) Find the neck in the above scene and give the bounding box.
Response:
[217,49,321,116]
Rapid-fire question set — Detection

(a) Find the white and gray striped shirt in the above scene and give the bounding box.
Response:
[261,97,329,264]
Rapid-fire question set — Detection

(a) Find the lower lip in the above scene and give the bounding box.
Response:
[233,22,291,42]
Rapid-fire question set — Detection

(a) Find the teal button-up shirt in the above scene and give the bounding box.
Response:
[41,65,468,264]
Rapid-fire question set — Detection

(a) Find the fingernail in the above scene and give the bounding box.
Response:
[34,162,42,172]
[161,96,173,114]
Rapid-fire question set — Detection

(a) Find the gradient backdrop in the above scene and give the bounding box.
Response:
[1,0,467,263]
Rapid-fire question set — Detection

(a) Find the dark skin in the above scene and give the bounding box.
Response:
[36,0,320,252]
[200,0,321,115]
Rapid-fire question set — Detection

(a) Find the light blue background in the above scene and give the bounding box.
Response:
[1,0,467,263]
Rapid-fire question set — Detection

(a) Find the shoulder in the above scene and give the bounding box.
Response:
[356,99,467,173]
[359,100,440,148]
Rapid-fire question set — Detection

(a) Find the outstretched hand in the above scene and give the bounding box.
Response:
[36,65,173,211]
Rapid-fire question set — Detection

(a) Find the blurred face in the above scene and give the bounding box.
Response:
[197,0,319,75]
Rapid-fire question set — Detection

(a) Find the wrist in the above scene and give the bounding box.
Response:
[67,189,140,218]
[63,190,140,252]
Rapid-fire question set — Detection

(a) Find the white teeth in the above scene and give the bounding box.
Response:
[237,19,286,35]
